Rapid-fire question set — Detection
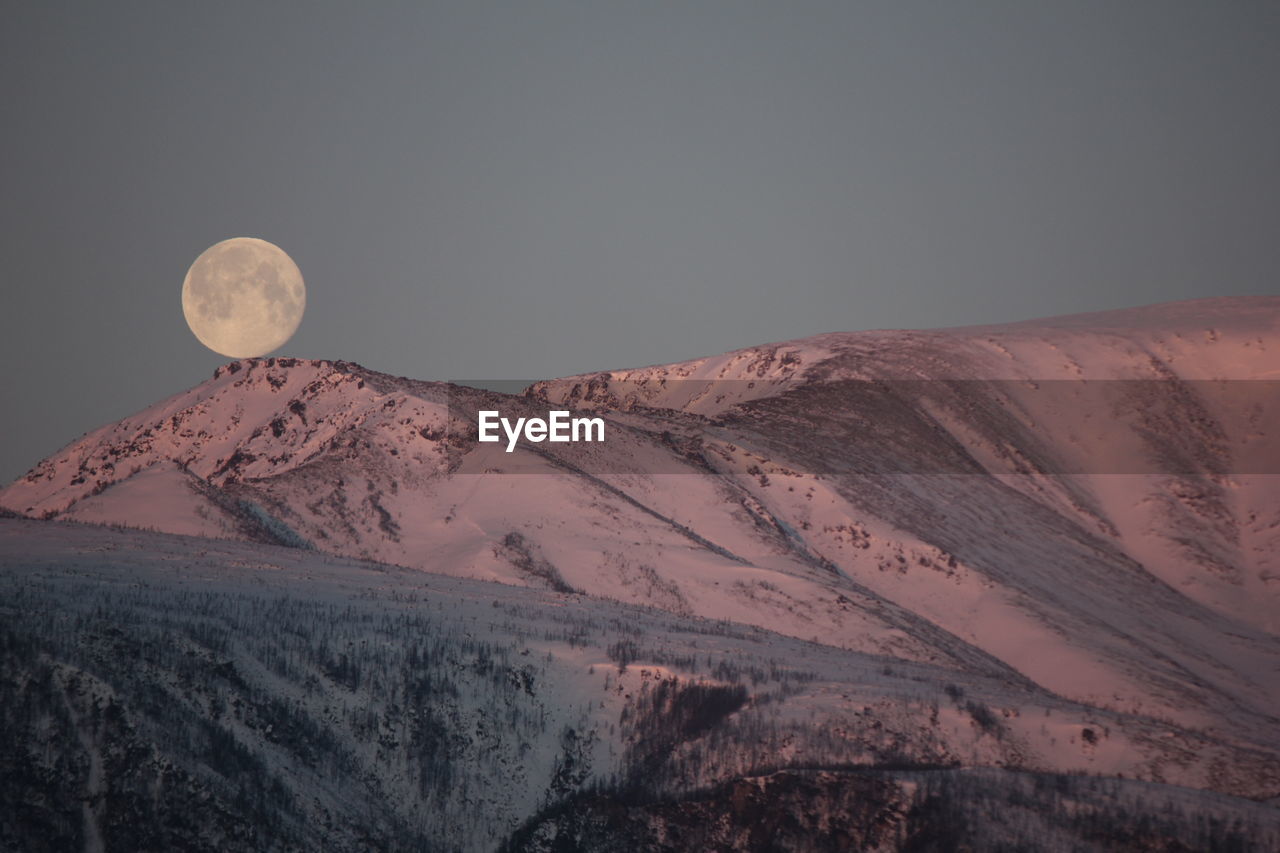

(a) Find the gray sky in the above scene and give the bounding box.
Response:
[2,1,1279,484]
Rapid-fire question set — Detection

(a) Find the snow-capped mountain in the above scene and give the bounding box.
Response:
[3,297,1279,849]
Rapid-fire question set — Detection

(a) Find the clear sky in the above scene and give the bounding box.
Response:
[2,1,1278,484]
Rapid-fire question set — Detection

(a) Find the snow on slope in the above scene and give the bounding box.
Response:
[530,296,1280,737]
[61,460,237,538]
[3,297,1279,772]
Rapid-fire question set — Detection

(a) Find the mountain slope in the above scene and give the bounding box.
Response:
[3,297,1279,799]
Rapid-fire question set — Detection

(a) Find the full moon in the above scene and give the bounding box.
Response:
[182,237,306,358]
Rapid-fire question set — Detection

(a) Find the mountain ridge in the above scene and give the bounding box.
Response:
[3,301,1278,694]
[3,296,1280,848]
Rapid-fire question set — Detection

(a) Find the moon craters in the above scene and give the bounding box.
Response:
[182,237,305,358]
